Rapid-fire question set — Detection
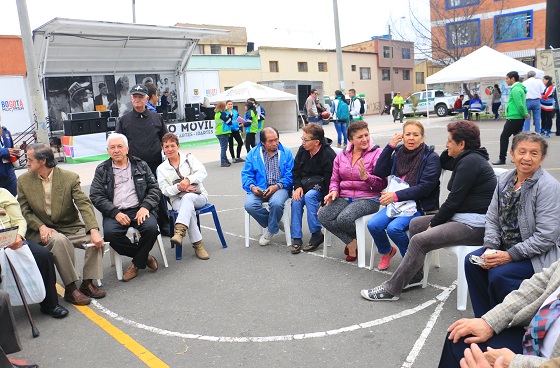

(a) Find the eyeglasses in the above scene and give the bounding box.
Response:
[301,137,316,143]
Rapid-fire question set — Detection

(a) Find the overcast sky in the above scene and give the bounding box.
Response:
[2,0,429,50]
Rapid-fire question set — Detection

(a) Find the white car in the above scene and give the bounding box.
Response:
[402,90,455,117]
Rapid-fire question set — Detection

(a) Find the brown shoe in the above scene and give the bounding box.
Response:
[64,288,91,306]
[122,263,139,282]
[146,255,158,271]
[79,280,106,299]
[171,223,187,247]
[192,240,209,260]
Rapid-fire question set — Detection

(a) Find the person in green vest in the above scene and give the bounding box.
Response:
[214,101,232,167]
[243,101,260,153]
[392,92,405,123]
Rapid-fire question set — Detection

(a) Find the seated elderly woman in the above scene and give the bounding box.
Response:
[367,120,441,271]
[361,120,496,301]
[317,121,386,262]
[465,132,560,318]
[156,133,210,260]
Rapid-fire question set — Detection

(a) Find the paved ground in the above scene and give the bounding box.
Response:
[8,114,560,368]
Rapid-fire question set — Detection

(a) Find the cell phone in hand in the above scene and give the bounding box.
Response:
[263,188,270,197]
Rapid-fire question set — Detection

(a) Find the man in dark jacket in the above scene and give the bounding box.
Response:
[90,133,162,282]
[290,123,337,254]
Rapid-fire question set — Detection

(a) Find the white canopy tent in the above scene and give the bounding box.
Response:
[208,81,298,132]
[424,46,545,122]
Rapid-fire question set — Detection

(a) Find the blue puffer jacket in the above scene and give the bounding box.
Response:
[374,143,441,213]
[0,127,15,178]
[241,142,294,193]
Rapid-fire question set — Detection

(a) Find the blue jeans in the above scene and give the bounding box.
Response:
[308,116,321,125]
[454,107,467,119]
[290,189,322,239]
[244,189,289,234]
[333,121,347,145]
[523,99,541,132]
[367,207,421,256]
[465,247,534,318]
[217,134,230,164]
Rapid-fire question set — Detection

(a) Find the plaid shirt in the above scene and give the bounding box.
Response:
[262,147,281,187]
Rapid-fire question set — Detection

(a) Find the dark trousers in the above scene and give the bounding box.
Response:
[438,327,525,368]
[0,169,17,197]
[465,247,534,317]
[555,109,560,135]
[228,130,244,159]
[26,240,58,310]
[492,102,501,119]
[542,110,553,132]
[145,160,170,235]
[102,208,158,269]
[498,119,524,161]
[245,133,256,153]
[0,291,20,356]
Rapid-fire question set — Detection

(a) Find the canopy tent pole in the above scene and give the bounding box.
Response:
[426,82,429,125]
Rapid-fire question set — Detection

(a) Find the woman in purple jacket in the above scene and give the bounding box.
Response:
[318,121,387,262]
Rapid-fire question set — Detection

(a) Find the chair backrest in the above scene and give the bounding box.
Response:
[493,167,509,178]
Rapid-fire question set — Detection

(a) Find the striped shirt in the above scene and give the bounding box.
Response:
[262,147,281,187]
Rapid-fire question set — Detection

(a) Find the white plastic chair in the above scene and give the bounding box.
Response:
[109,227,169,280]
[244,198,292,247]
[422,167,509,310]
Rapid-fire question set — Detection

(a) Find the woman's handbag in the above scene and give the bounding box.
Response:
[385,175,417,218]
[0,243,46,306]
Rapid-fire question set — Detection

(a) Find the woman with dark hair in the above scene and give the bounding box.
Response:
[492,84,502,120]
[318,121,386,262]
[367,120,440,271]
[225,100,244,163]
[157,133,210,260]
[214,101,232,167]
[361,120,496,301]
[540,75,555,137]
[330,90,348,148]
[465,132,560,317]
[243,101,259,153]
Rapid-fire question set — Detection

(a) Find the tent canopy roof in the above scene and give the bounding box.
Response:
[33,18,227,76]
[207,81,297,103]
[426,46,544,85]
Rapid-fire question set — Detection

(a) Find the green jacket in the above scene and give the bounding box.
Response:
[392,95,404,109]
[506,82,528,120]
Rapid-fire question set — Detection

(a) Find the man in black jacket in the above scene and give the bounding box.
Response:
[90,133,162,282]
[290,123,337,254]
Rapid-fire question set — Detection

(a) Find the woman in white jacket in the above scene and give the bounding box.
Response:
[156,133,210,260]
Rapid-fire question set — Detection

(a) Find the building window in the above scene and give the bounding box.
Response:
[402,48,411,59]
[383,46,392,58]
[446,19,481,48]
[269,61,279,73]
[360,67,371,80]
[416,72,425,84]
[210,45,222,54]
[446,0,479,9]
[298,62,308,72]
[351,65,356,71]
[318,62,328,72]
[403,70,410,80]
[382,69,390,81]
[226,47,235,55]
[495,11,532,42]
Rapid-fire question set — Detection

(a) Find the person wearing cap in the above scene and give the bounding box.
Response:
[392,92,405,123]
[68,81,91,113]
[115,84,170,235]
[46,80,70,131]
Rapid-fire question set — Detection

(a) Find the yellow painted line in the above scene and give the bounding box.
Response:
[56,284,169,367]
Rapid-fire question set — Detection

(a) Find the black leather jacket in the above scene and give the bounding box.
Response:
[90,155,161,219]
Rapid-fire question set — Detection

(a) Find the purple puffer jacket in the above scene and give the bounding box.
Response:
[329,138,387,198]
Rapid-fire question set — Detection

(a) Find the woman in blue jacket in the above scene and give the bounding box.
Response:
[367,120,441,271]
[243,101,259,153]
[225,100,244,163]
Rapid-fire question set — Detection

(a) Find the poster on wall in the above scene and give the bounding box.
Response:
[45,77,71,131]
[135,74,158,86]
[158,74,179,114]
[0,76,34,134]
[92,75,117,117]
[67,76,94,113]
[114,74,135,117]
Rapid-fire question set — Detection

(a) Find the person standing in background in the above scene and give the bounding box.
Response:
[226,100,244,163]
[0,116,18,197]
[160,91,169,122]
[540,75,555,138]
[349,89,363,122]
[145,83,158,113]
[522,70,545,133]
[492,84,502,120]
[392,92,404,123]
[243,101,259,153]
[305,90,320,124]
[214,101,232,168]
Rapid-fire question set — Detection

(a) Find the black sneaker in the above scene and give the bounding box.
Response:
[492,159,505,165]
[360,286,399,301]
[291,238,303,254]
[303,231,324,252]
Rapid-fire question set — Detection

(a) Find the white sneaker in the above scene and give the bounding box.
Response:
[259,230,274,246]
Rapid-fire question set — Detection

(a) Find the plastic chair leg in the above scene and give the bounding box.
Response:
[210,207,228,248]
[282,199,292,246]
[244,211,251,247]
[156,233,169,268]
[110,247,123,281]
[322,229,331,258]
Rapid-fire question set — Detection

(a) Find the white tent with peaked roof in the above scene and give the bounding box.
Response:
[207,81,298,132]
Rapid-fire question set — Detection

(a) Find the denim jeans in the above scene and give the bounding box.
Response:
[523,99,541,132]
[244,189,289,234]
[290,189,323,239]
[333,121,347,146]
[217,134,230,164]
[308,116,321,125]
[367,206,421,256]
